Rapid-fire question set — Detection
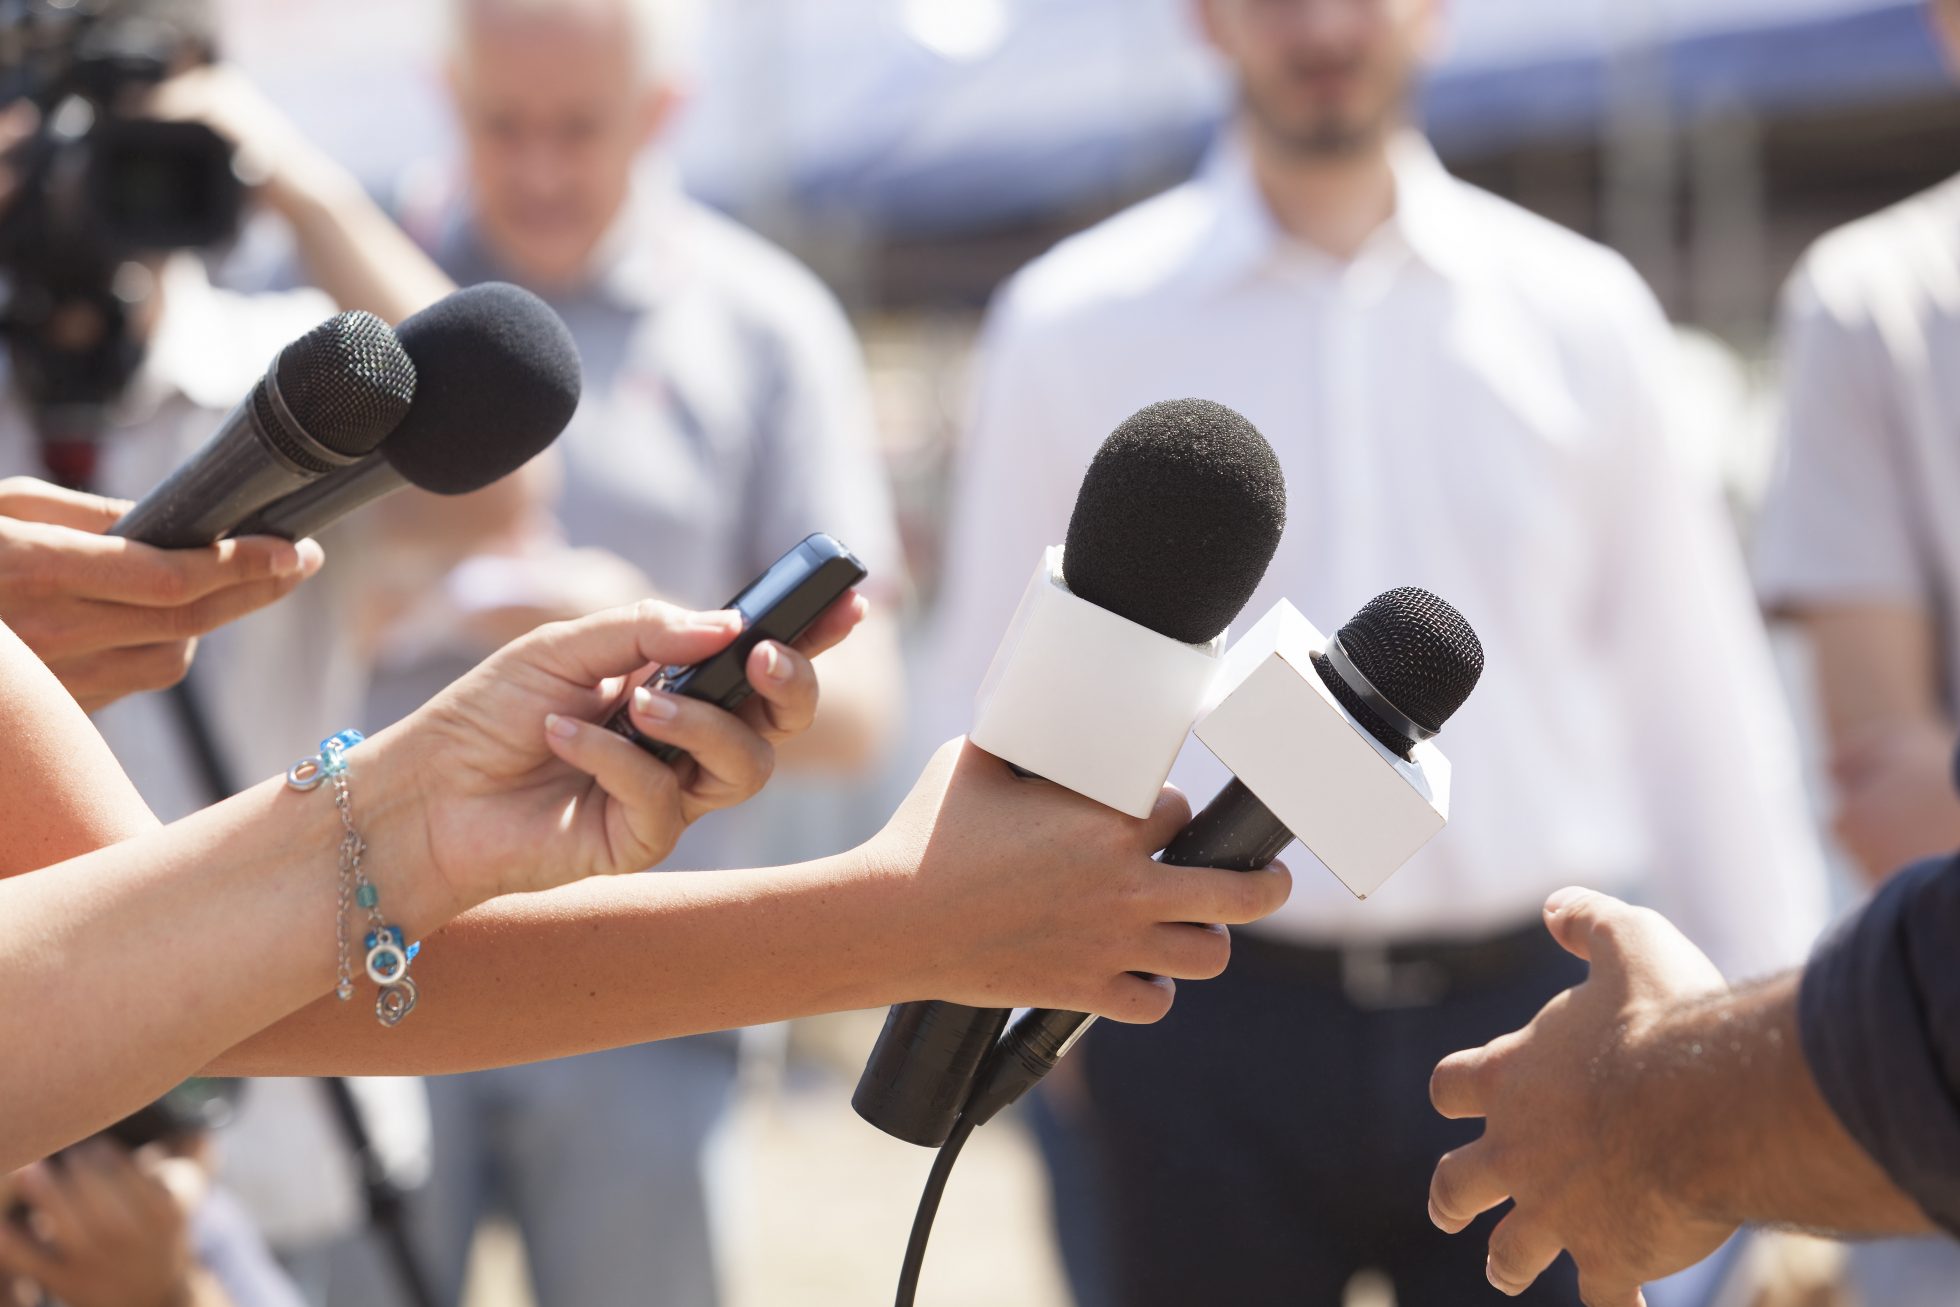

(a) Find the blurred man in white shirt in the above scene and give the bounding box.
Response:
[925,1,1829,1302]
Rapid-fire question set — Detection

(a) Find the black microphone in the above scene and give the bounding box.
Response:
[110,311,416,547]
[230,283,581,539]
[853,398,1287,1147]
[958,586,1487,1128]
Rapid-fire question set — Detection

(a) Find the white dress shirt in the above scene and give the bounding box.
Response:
[923,134,1828,978]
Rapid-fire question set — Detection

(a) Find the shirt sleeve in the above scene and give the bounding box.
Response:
[1755,255,1929,611]
[1800,852,1960,1235]
[1586,264,1832,979]
[743,275,905,599]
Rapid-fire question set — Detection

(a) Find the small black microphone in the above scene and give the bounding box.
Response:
[959,586,1486,1128]
[111,311,415,547]
[230,283,581,540]
[853,398,1287,1148]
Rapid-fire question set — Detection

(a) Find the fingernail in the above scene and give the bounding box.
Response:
[544,713,578,740]
[757,643,783,680]
[294,539,325,576]
[633,685,678,721]
[1485,1259,1516,1294]
[1545,886,1587,916]
[689,608,741,631]
[1427,1199,1447,1231]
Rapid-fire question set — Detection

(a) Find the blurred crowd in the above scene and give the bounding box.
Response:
[5,0,1960,1304]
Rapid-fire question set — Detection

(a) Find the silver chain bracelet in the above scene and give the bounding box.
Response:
[287,730,419,1027]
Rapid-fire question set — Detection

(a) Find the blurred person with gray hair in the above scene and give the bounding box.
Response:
[924,0,1831,1302]
[324,1,905,1304]
[1754,3,1960,1303]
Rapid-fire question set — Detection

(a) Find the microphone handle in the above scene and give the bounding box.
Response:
[855,758,1067,1145]
[111,383,359,548]
[960,777,1293,1128]
[229,455,409,541]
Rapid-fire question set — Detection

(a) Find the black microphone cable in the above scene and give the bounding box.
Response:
[893,1113,978,1307]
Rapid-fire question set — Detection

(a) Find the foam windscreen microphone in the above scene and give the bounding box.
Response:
[853,398,1286,1148]
[231,283,582,540]
[111,311,416,548]
[959,587,1485,1128]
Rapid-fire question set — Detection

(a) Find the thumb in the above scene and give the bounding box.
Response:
[1540,886,1638,963]
[524,600,743,687]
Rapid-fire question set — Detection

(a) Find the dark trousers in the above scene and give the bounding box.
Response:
[1060,925,1588,1307]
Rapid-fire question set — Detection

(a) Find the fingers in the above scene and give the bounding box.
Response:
[738,640,819,743]
[1430,1046,1495,1120]
[1485,1209,1564,1296]
[1144,922,1233,981]
[0,1220,55,1284]
[49,640,198,709]
[528,601,742,687]
[1147,861,1293,926]
[1097,972,1176,1024]
[1541,887,1627,963]
[72,533,321,607]
[10,1162,81,1253]
[0,477,132,531]
[619,685,774,814]
[1428,1139,1510,1234]
[542,712,681,862]
[1138,785,1195,852]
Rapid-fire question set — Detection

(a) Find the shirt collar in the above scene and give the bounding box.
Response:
[1187,128,1478,291]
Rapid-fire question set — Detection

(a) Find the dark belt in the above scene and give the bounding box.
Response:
[1237,920,1560,1010]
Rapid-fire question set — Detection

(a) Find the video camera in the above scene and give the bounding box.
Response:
[0,0,243,467]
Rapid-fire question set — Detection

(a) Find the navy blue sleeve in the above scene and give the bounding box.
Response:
[1799,853,1960,1235]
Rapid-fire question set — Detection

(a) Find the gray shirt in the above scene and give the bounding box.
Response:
[1756,173,1960,711]
[384,173,903,871]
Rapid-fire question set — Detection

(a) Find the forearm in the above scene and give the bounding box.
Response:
[1642,973,1933,1235]
[210,849,928,1076]
[267,157,452,326]
[0,729,449,1170]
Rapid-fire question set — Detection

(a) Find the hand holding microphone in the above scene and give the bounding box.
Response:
[853,398,1288,1148]
[0,477,322,711]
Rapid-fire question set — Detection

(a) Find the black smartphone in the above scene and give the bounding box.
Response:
[607,532,868,763]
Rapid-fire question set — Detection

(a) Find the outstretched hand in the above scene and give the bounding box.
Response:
[1426,888,1733,1306]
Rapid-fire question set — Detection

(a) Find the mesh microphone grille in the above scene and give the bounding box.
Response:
[1062,398,1286,644]
[1337,586,1484,734]
[271,311,416,459]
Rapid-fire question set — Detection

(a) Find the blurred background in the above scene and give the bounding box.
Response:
[12,0,1957,1303]
[212,1,1950,1304]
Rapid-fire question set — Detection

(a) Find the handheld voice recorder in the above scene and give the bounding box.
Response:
[607,532,867,764]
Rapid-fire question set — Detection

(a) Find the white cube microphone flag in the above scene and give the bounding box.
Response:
[969,546,1226,819]
[854,398,1288,1148]
[957,586,1485,1130]
[1196,598,1452,898]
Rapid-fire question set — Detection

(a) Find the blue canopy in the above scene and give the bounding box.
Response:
[671,0,1947,232]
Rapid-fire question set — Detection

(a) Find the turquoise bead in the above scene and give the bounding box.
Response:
[356,883,378,909]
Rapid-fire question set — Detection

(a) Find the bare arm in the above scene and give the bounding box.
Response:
[1784,601,1960,881]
